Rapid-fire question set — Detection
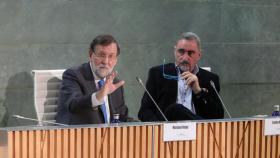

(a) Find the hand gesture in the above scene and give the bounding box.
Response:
[181,71,201,94]
[96,71,125,101]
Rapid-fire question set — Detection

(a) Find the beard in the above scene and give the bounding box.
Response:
[91,64,113,79]
[178,60,190,72]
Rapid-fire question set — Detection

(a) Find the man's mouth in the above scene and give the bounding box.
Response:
[98,66,109,70]
[180,60,189,66]
[178,61,190,72]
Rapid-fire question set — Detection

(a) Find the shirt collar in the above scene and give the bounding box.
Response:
[192,64,199,75]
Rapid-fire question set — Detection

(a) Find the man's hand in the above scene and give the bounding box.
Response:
[96,72,125,101]
[181,71,201,94]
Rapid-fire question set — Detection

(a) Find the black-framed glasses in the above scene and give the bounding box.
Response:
[176,48,195,57]
[162,59,180,80]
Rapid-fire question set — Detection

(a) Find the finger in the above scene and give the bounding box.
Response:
[186,77,195,84]
[181,71,192,77]
[110,71,117,78]
[185,78,192,85]
[180,72,187,77]
[106,72,115,83]
[180,73,188,80]
[181,71,191,75]
[181,74,191,80]
[105,77,112,84]
[113,80,125,89]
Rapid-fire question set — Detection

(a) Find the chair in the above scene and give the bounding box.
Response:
[32,69,65,125]
[201,67,211,72]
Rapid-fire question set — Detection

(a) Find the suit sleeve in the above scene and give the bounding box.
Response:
[108,84,129,122]
[138,68,162,121]
[194,75,224,119]
[118,86,129,122]
[59,69,93,113]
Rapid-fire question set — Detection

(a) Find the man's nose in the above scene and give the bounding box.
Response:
[181,53,190,60]
[101,56,109,64]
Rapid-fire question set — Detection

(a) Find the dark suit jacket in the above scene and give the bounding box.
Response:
[56,62,128,125]
[138,63,224,121]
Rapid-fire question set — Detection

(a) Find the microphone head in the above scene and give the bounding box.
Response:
[13,115,24,119]
[210,80,215,88]
[136,77,143,84]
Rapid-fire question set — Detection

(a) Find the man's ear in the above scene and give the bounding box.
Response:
[173,45,177,56]
[88,50,94,61]
[198,50,202,59]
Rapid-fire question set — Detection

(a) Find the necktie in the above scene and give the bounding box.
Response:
[97,80,108,123]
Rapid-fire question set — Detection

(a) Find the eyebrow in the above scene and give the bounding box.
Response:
[177,49,195,52]
[96,50,117,55]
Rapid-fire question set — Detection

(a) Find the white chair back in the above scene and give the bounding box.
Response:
[201,67,211,72]
[32,69,65,125]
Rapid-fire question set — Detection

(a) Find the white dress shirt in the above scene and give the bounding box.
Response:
[176,65,199,114]
[89,63,110,122]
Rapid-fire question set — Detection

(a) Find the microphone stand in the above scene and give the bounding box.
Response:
[136,77,168,121]
[13,115,68,126]
[210,81,232,118]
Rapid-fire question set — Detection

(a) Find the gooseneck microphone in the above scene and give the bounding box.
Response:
[136,77,168,121]
[210,81,232,118]
[13,115,68,126]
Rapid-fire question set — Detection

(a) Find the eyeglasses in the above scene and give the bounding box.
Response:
[162,59,180,80]
[93,52,117,61]
[176,48,195,57]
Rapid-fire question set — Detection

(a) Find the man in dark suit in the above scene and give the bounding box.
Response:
[138,32,224,121]
[56,34,128,125]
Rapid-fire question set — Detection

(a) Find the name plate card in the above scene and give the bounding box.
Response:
[163,122,196,142]
[264,118,280,136]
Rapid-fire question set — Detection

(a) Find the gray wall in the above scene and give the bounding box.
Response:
[1,0,280,126]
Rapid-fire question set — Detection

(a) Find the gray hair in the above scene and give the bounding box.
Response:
[180,32,201,51]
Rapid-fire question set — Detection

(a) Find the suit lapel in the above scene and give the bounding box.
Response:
[108,93,114,121]
[81,63,98,93]
[163,63,178,102]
